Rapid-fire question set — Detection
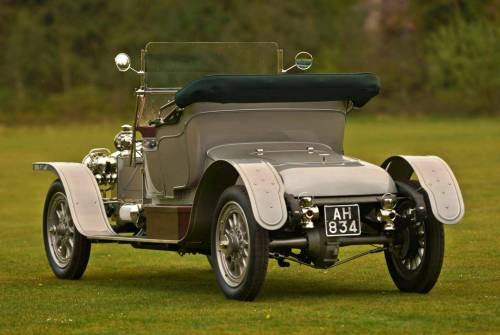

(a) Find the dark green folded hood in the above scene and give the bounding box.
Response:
[175,73,380,108]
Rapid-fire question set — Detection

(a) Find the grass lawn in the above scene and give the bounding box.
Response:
[0,117,499,334]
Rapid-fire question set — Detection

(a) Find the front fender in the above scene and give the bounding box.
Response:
[33,162,115,236]
[381,155,464,224]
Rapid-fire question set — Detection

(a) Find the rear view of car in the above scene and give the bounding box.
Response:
[34,42,464,301]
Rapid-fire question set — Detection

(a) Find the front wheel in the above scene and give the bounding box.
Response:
[211,186,269,301]
[43,180,91,279]
[385,184,445,293]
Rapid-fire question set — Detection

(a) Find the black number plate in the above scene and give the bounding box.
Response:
[324,204,361,237]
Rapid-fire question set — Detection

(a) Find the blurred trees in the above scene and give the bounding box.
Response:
[0,0,498,124]
[426,17,500,114]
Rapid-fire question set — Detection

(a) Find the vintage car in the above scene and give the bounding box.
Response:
[34,42,464,301]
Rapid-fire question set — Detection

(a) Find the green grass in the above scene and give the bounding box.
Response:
[1,117,499,334]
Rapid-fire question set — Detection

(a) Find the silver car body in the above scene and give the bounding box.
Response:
[34,102,463,241]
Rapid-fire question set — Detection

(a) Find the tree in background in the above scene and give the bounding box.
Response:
[0,0,498,123]
[426,16,500,114]
[0,0,350,123]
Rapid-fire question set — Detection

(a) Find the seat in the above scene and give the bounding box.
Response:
[175,73,380,108]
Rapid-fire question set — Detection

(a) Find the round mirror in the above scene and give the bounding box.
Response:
[114,53,131,72]
[295,51,313,71]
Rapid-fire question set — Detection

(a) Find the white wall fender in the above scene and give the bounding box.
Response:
[225,159,288,230]
[381,155,465,224]
[33,162,115,236]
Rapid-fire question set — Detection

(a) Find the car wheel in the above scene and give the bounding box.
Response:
[43,180,91,279]
[384,182,445,293]
[211,186,269,301]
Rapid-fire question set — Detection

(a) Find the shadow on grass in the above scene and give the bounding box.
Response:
[69,266,402,301]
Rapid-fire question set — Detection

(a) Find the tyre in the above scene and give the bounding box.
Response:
[43,180,91,279]
[385,182,445,293]
[206,254,214,269]
[211,186,269,301]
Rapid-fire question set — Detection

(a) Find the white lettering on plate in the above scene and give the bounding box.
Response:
[342,207,352,219]
[333,208,341,220]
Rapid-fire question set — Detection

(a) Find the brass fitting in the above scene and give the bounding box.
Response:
[299,196,319,229]
[377,194,398,231]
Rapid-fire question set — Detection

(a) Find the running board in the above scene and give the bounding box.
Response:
[88,235,179,244]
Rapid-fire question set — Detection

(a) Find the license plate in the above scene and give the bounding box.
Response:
[324,204,361,237]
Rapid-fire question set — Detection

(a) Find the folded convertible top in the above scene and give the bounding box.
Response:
[175,73,380,108]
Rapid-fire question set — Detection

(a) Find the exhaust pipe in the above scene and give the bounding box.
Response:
[269,237,308,249]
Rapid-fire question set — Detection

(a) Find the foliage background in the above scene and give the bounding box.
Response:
[0,0,498,124]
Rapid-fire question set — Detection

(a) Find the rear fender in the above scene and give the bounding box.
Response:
[228,158,288,229]
[33,162,115,236]
[381,155,464,224]
[184,159,287,248]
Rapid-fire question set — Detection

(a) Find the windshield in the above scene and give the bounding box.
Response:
[137,42,280,126]
[143,42,280,89]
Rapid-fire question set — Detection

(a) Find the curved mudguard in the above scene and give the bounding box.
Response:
[33,162,115,236]
[225,159,288,230]
[183,158,287,248]
[188,157,287,244]
[382,155,464,224]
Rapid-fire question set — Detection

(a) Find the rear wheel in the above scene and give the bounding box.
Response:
[385,183,444,293]
[211,186,269,301]
[43,180,91,279]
